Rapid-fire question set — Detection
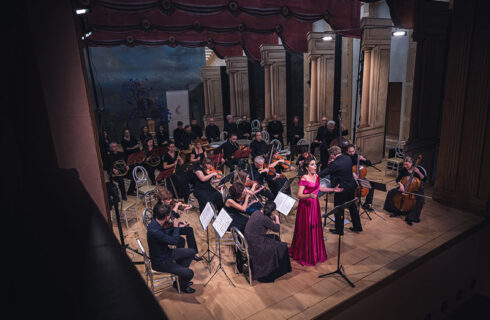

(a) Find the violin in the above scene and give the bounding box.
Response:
[392,155,423,212]
[273,154,295,170]
[206,166,223,179]
[170,200,193,211]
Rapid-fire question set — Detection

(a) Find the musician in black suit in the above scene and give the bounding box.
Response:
[238,115,251,140]
[215,132,240,172]
[173,121,185,149]
[106,142,136,200]
[147,204,196,293]
[287,116,303,147]
[205,117,220,142]
[224,114,238,136]
[310,117,328,156]
[181,125,193,150]
[247,156,274,201]
[319,120,349,170]
[267,114,284,148]
[320,146,362,235]
[190,119,202,140]
[250,131,267,159]
[346,145,374,212]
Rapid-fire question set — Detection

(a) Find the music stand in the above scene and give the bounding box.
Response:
[319,198,358,287]
[217,171,234,187]
[356,179,387,221]
[199,202,217,273]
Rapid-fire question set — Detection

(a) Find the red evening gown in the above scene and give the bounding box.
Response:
[289,174,327,266]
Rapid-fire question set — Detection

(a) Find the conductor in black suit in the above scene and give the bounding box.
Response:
[147,204,196,293]
[319,146,362,235]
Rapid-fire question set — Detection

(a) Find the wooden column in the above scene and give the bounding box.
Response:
[200,66,224,129]
[340,37,353,135]
[355,18,392,163]
[433,0,490,215]
[404,1,451,181]
[225,57,250,121]
[260,45,287,139]
[303,32,336,144]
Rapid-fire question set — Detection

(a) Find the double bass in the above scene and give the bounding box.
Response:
[392,155,423,212]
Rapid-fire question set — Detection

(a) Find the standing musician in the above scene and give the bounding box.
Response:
[193,158,223,212]
[142,137,159,185]
[384,156,426,226]
[155,123,169,147]
[189,140,207,166]
[238,115,251,140]
[181,125,193,151]
[215,132,241,172]
[190,119,202,140]
[319,120,348,170]
[320,146,363,235]
[140,125,153,144]
[121,128,140,156]
[147,204,197,293]
[250,131,267,159]
[310,117,329,156]
[287,115,304,147]
[162,142,191,203]
[267,114,284,147]
[345,144,374,212]
[224,114,238,135]
[205,117,220,142]
[247,156,275,201]
[224,182,258,233]
[106,142,136,200]
[152,189,202,261]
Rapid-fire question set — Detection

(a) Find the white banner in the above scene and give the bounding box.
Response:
[166,90,190,138]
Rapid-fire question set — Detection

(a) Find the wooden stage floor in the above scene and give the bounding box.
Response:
[114,162,483,320]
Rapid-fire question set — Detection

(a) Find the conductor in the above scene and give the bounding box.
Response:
[319,146,363,235]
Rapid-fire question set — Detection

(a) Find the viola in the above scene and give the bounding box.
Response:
[170,200,193,211]
[206,166,223,179]
[274,154,294,170]
[392,155,423,212]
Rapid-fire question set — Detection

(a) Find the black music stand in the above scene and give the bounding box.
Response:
[319,198,358,287]
[199,203,217,273]
[217,171,234,187]
[356,179,387,221]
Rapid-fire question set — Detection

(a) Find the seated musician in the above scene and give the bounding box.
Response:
[216,132,240,172]
[264,151,292,196]
[147,204,197,293]
[193,158,223,212]
[267,114,284,148]
[140,125,153,145]
[142,137,159,185]
[345,144,374,212]
[190,140,207,166]
[296,150,311,167]
[319,120,348,170]
[384,156,426,226]
[173,121,185,149]
[155,123,169,147]
[181,125,193,151]
[287,115,304,147]
[310,117,328,156]
[224,182,258,233]
[244,201,292,283]
[224,114,238,136]
[152,189,202,261]
[238,115,251,140]
[162,142,191,203]
[190,119,202,140]
[121,128,140,156]
[205,117,220,142]
[250,131,267,159]
[106,142,136,200]
[247,156,275,201]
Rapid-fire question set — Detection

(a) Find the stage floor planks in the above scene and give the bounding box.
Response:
[113,161,483,320]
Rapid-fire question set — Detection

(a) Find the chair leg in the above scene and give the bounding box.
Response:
[175,276,181,294]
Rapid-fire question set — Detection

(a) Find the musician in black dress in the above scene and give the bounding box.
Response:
[287,116,304,147]
[248,156,275,201]
[244,201,291,283]
[225,182,258,233]
[216,133,240,172]
[121,128,140,156]
[140,125,153,145]
[346,145,374,212]
[173,121,185,149]
[205,117,220,142]
[238,115,251,140]
[189,140,207,166]
[106,142,136,200]
[155,124,169,147]
[224,114,238,136]
[320,146,362,235]
[147,204,196,293]
[162,142,191,203]
[193,158,223,212]
[310,117,328,156]
[142,138,159,185]
[267,114,284,147]
[384,156,426,226]
[250,131,267,159]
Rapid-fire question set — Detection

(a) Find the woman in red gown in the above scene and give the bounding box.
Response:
[289,157,342,266]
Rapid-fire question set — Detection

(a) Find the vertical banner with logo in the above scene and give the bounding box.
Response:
[166,90,190,138]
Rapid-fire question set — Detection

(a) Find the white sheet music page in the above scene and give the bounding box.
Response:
[212,208,233,238]
[199,202,215,230]
[274,192,296,216]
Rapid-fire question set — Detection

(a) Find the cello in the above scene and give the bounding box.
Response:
[352,146,369,198]
[392,155,423,212]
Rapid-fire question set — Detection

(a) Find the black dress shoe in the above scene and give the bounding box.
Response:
[390,213,399,218]
[405,219,413,226]
[182,286,196,294]
[349,227,362,232]
[412,218,421,223]
[194,256,203,262]
[127,191,137,196]
[329,228,344,236]
[173,281,193,289]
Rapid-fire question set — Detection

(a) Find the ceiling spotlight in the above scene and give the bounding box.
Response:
[392,30,407,37]
[76,8,90,15]
[85,31,92,38]
[322,35,334,41]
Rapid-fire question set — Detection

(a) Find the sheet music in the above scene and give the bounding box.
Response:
[212,208,233,238]
[274,192,296,216]
[199,202,215,230]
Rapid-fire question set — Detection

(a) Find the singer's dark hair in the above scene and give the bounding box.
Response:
[301,156,316,172]
[263,200,276,218]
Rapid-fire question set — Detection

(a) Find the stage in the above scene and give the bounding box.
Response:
[115,162,484,320]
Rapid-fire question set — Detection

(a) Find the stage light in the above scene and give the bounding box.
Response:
[85,31,92,38]
[392,30,407,37]
[76,8,90,15]
[322,35,334,41]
